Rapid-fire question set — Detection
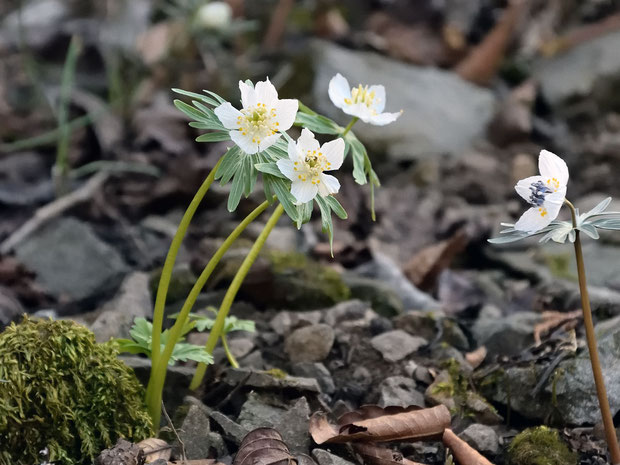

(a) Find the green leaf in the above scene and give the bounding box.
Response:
[244,155,258,197]
[196,131,231,142]
[315,196,335,256]
[295,112,340,135]
[169,343,214,365]
[173,99,210,123]
[172,88,220,107]
[296,201,314,228]
[203,89,227,104]
[265,175,298,224]
[325,195,347,220]
[298,101,318,115]
[227,161,246,212]
[216,145,242,184]
[348,136,368,185]
[255,162,286,178]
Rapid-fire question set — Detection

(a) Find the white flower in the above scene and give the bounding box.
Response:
[514,150,569,233]
[196,2,233,30]
[328,73,402,126]
[214,79,298,154]
[277,128,344,204]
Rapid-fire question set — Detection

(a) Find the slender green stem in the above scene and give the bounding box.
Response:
[150,159,222,371]
[54,35,82,197]
[221,334,239,368]
[565,199,620,465]
[146,198,270,425]
[341,117,359,137]
[190,203,285,390]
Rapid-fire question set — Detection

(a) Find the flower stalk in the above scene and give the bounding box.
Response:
[146,198,271,425]
[190,203,285,390]
[341,117,358,137]
[565,199,620,464]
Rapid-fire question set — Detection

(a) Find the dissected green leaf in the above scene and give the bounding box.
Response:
[196,131,231,142]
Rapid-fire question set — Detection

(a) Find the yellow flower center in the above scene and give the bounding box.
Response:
[546,177,560,191]
[236,103,279,144]
[344,84,379,110]
[292,148,332,184]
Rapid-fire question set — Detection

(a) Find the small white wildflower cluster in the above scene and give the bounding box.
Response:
[174,72,401,246]
[491,150,620,244]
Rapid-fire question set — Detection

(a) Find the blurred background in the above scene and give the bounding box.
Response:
[3,0,620,462]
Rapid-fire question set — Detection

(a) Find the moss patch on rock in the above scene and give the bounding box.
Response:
[507,426,577,465]
[0,317,153,465]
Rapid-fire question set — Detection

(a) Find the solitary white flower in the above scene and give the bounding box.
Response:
[277,128,344,204]
[214,79,298,154]
[196,2,233,30]
[514,150,569,233]
[328,73,402,126]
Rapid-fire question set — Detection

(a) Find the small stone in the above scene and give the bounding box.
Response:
[238,350,265,370]
[379,376,425,408]
[208,410,249,446]
[472,308,543,357]
[291,362,336,394]
[176,404,212,459]
[285,324,335,363]
[15,217,128,301]
[370,329,427,362]
[312,449,356,465]
[323,300,376,328]
[370,316,393,335]
[223,368,320,393]
[270,310,323,336]
[460,424,500,455]
[96,438,144,465]
[0,287,24,329]
[227,338,255,360]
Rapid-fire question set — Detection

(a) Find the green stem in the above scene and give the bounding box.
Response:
[221,334,239,368]
[146,198,270,425]
[150,159,222,371]
[341,117,359,137]
[565,199,620,465]
[189,203,285,390]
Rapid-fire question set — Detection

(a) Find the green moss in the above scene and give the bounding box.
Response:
[0,317,153,465]
[507,426,577,465]
[264,368,288,379]
[268,251,350,309]
[542,252,576,281]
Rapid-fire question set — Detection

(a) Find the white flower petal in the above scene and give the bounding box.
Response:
[341,102,370,121]
[291,180,318,204]
[257,133,281,152]
[368,110,402,126]
[214,102,242,130]
[230,130,259,154]
[318,173,340,196]
[273,99,298,131]
[515,175,545,202]
[255,78,278,106]
[297,128,320,152]
[287,139,301,162]
[239,80,256,108]
[368,85,386,113]
[514,207,554,233]
[320,138,344,171]
[276,159,296,181]
[539,150,569,187]
[328,73,351,110]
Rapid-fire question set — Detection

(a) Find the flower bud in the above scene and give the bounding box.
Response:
[196,1,232,31]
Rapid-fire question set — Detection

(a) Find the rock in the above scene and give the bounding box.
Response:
[208,410,249,445]
[223,368,320,393]
[285,324,335,363]
[0,0,70,50]
[175,404,214,459]
[341,274,403,317]
[0,287,24,329]
[535,30,620,106]
[312,40,496,160]
[378,376,425,408]
[312,450,356,465]
[370,330,427,362]
[459,424,499,455]
[270,310,323,336]
[96,438,144,465]
[323,300,376,329]
[90,272,152,342]
[472,307,542,357]
[14,217,128,302]
[354,252,441,311]
[291,362,336,394]
[237,393,311,453]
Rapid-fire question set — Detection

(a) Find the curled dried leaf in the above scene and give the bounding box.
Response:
[137,438,172,463]
[234,428,297,465]
[310,405,451,445]
[465,346,487,369]
[353,443,428,465]
[442,429,495,465]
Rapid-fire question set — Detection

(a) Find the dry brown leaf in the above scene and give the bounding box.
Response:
[465,346,487,370]
[534,310,582,345]
[442,429,495,465]
[309,405,451,445]
[456,0,527,85]
[234,428,296,465]
[137,437,172,463]
[404,230,468,291]
[353,443,428,465]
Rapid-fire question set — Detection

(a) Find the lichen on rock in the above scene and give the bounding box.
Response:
[0,317,153,465]
[507,426,578,465]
